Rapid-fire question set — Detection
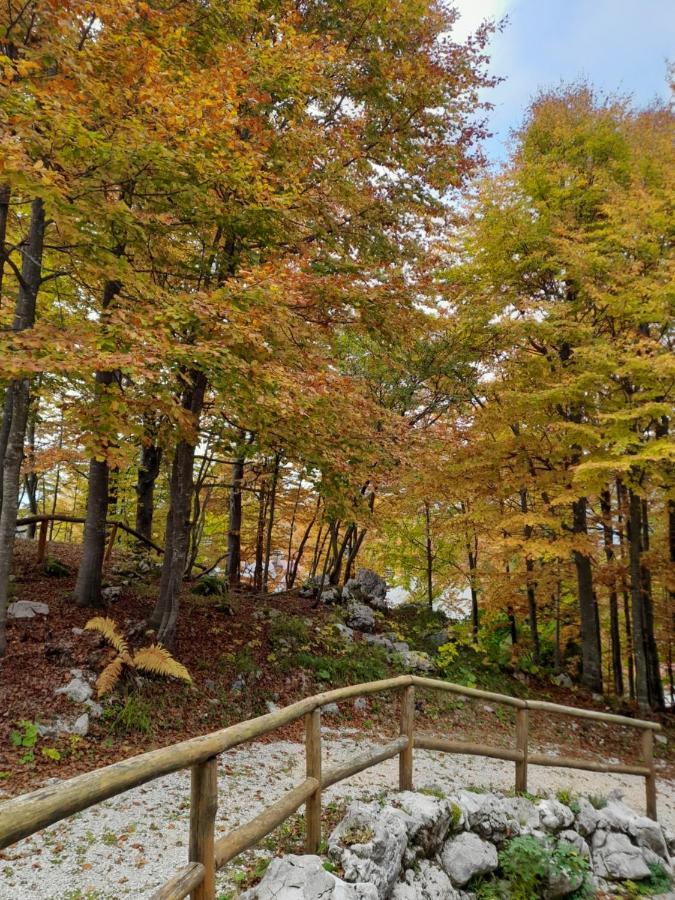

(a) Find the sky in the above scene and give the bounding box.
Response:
[452,0,674,161]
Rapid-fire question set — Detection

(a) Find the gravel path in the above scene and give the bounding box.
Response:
[1,731,673,899]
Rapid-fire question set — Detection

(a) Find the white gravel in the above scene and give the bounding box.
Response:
[1,732,673,899]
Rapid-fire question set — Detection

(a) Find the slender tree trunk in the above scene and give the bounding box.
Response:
[640,498,664,711]
[0,183,9,302]
[0,185,14,507]
[135,442,162,540]
[519,488,540,662]
[0,198,45,656]
[507,604,518,646]
[253,481,267,591]
[330,522,355,586]
[616,479,635,699]
[73,278,121,607]
[467,544,479,639]
[226,455,245,587]
[572,497,603,693]
[423,502,434,609]
[149,371,206,648]
[600,489,624,697]
[262,453,281,592]
[553,580,562,672]
[23,401,38,537]
[628,489,650,711]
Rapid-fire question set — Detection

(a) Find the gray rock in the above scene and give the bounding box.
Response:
[321,587,343,605]
[231,677,245,692]
[38,712,90,739]
[440,832,498,887]
[354,569,388,609]
[363,633,395,651]
[240,854,378,899]
[655,733,668,746]
[392,860,459,899]
[55,676,93,704]
[538,798,574,832]
[342,579,362,603]
[346,603,375,633]
[101,586,122,601]
[553,672,574,689]
[335,624,354,643]
[591,829,651,882]
[84,700,103,719]
[8,600,49,618]
[71,713,90,737]
[424,629,450,651]
[266,701,280,714]
[392,792,455,857]
[323,703,340,716]
[558,829,590,859]
[501,796,540,833]
[354,697,368,713]
[329,801,408,899]
[396,650,435,673]
[575,797,601,837]
[547,863,585,898]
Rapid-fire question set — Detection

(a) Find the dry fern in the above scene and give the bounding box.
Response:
[85,616,129,657]
[96,656,125,697]
[133,645,192,685]
[84,617,192,696]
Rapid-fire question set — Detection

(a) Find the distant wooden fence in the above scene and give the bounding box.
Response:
[0,675,660,900]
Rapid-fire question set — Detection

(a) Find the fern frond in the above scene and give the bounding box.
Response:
[97,656,125,697]
[85,617,128,657]
[133,645,192,684]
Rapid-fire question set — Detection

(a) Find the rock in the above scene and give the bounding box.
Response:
[575,798,601,837]
[346,603,375,632]
[8,600,49,618]
[392,860,459,899]
[392,791,455,857]
[321,587,343,605]
[354,569,388,610]
[558,830,591,859]
[628,816,671,862]
[440,832,498,887]
[329,801,408,899]
[354,697,367,713]
[231,677,245,692]
[101,586,122,601]
[501,796,540,833]
[299,575,330,598]
[55,676,93,704]
[240,854,378,899]
[538,798,574,832]
[266,701,280,714]
[424,629,450,651]
[396,650,435,673]
[335,624,354,643]
[84,700,103,719]
[591,829,651,882]
[553,672,574,689]
[547,862,585,898]
[463,793,525,845]
[342,579,362,602]
[655,733,668,746]
[323,703,340,716]
[71,713,90,736]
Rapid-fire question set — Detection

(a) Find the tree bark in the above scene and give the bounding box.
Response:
[639,498,664,711]
[600,489,624,697]
[572,497,602,693]
[149,371,206,648]
[135,442,162,540]
[73,278,121,607]
[519,488,540,663]
[226,456,244,587]
[262,453,281,592]
[628,489,650,711]
[424,502,433,608]
[0,198,45,656]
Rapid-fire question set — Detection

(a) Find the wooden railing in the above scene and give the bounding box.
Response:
[0,675,661,900]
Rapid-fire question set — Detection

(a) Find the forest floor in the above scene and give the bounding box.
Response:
[0,540,673,896]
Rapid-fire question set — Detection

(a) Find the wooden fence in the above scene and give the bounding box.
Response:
[0,675,661,900]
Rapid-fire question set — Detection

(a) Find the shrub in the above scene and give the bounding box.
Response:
[191,574,228,597]
[498,834,592,900]
[44,556,69,577]
[105,694,153,735]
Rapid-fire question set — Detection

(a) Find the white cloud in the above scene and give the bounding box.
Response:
[451,0,511,41]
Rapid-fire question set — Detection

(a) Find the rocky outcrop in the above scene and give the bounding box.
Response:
[246,788,673,899]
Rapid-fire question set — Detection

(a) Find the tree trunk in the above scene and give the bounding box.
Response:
[519,488,540,662]
[553,581,562,672]
[424,502,433,609]
[253,483,267,591]
[226,456,244,587]
[23,400,39,537]
[628,489,650,711]
[73,278,121,607]
[639,498,664,711]
[616,479,635,699]
[468,545,479,639]
[0,198,44,657]
[149,371,206,648]
[600,489,624,697]
[572,497,603,693]
[262,453,281,592]
[135,442,162,540]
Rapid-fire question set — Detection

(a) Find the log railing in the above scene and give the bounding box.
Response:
[0,675,661,900]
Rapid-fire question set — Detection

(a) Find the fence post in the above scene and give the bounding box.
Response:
[189,756,218,900]
[36,520,48,564]
[305,708,322,853]
[515,707,529,794]
[399,685,415,791]
[641,729,657,820]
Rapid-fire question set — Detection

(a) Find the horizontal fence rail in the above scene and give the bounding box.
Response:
[0,674,661,900]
